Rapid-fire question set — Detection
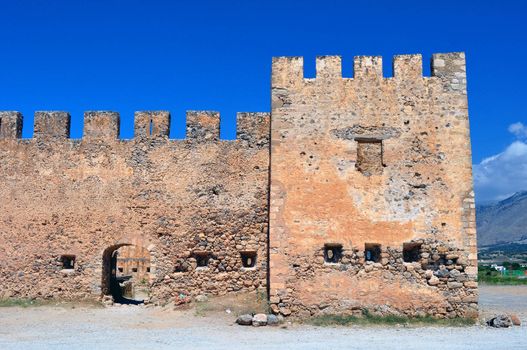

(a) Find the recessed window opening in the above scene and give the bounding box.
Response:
[132,267,138,273]
[60,255,76,269]
[403,243,422,263]
[194,252,210,268]
[324,244,343,263]
[240,251,257,268]
[364,244,381,262]
[146,267,151,273]
[118,267,123,273]
[356,138,383,176]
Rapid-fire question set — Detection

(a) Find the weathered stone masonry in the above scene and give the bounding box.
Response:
[0,52,477,318]
[0,110,270,303]
[269,53,477,318]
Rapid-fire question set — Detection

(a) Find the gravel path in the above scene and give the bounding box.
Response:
[0,285,526,350]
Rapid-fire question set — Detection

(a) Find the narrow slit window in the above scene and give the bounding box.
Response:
[403,243,422,262]
[356,139,383,176]
[149,119,153,136]
[60,255,76,270]
[240,251,257,268]
[324,244,343,264]
[364,244,381,262]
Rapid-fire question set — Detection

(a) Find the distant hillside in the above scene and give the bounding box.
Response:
[476,191,527,247]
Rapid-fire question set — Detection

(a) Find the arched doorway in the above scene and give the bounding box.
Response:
[102,244,151,304]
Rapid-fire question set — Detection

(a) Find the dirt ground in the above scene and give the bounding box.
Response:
[0,285,525,350]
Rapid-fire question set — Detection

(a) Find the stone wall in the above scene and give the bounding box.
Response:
[269,53,478,318]
[0,110,270,303]
[0,51,478,318]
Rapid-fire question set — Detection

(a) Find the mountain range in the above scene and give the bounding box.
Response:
[476,191,527,247]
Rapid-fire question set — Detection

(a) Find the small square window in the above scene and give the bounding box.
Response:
[193,251,210,268]
[60,255,75,270]
[240,251,257,268]
[118,267,123,273]
[146,267,151,273]
[365,244,381,262]
[403,243,421,262]
[324,244,343,264]
[132,267,138,273]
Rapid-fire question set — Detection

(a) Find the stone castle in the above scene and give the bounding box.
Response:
[0,52,478,318]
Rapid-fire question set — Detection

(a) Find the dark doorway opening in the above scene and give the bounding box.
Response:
[102,244,151,305]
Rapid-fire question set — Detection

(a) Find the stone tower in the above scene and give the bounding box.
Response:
[268,53,477,318]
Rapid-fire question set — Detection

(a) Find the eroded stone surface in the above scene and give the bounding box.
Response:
[0,111,270,303]
[269,53,477,318]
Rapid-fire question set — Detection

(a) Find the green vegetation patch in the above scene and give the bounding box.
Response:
[0,298,44,308]
[307,311,475,327]
[0,298,104,308]
[478,265,527,285]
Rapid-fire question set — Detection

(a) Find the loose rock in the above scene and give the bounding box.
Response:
[236,314,253,326]
[267,314,280,326]
[487,314,512,328]
[252,313,268,326]
[509,314,521,326]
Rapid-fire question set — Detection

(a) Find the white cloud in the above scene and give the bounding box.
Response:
[474,141,527,201]
[508,122,527,139]
[474,122,527,202]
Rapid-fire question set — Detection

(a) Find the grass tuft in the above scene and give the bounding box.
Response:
[307,310,476,327]
[0,299,43,308]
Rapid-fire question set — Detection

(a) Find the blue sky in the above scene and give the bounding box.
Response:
[0,0,526,202]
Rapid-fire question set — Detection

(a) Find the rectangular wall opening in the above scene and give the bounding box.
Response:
[193,251,210,268]
[356,139,383,176]
[403,243,422,262]
[364,244,381,262]
[240,251,257,268]
[60,255,76,270]
[324,243,343,263]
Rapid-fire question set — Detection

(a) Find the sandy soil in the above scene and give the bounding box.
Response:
[0,285,526,350]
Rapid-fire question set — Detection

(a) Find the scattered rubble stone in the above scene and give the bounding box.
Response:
[509,314,521,326]
[487,315,513,328]
[252,313,268,327]
[267,314,280,326]
[236,314,253,326]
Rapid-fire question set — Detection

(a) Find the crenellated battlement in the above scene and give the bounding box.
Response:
[135,111,170,138]
[84,111,120,140]
[272,52,466,91]
[34,111,71,139]
[0,110,270,145]
[0,111,23,139]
